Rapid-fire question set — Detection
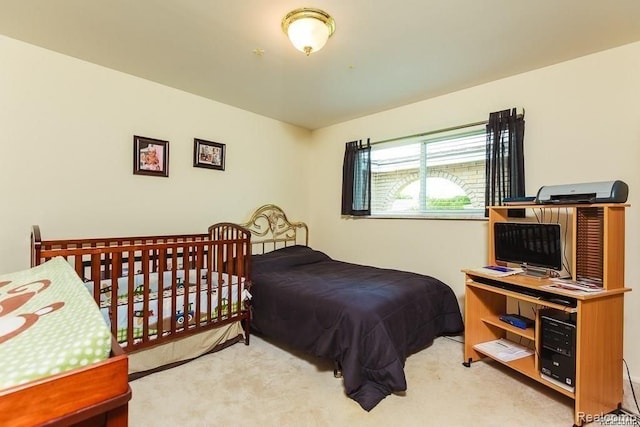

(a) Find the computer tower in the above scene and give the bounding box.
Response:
[540,310,576,389]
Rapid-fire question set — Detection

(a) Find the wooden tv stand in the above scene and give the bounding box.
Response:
[463,204,630,427]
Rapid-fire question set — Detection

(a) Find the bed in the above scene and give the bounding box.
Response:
[237,204,465,411]
[0,257,130,426]
[30,222,252,376]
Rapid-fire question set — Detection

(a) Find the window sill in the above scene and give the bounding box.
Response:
[357,213,488,221]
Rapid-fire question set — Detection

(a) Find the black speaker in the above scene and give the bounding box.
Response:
[540,311,576,389]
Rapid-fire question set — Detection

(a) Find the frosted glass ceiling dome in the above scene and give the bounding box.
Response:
[282,8,335,56]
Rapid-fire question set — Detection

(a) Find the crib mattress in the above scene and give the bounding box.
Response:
[0,257,112,389]
[86,270,247,347]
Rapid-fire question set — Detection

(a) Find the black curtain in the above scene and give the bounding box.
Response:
[485,108,525,217]
[341,139,371,216]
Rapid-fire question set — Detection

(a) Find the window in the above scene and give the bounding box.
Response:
[370,125,486,218]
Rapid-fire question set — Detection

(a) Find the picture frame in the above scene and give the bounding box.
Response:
[133,135,169,177]
[193,138,225,171]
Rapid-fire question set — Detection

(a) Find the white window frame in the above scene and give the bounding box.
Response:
[370,124,486,220]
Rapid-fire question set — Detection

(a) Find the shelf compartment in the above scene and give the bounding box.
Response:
[473,343,575,399]
[473,341,534,370]
[481,314,535,341]
[466,279,578,313]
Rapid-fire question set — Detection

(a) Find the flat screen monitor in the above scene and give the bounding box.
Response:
[493,222,562,271]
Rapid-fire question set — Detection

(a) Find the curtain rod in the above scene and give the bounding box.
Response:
[372,109,525,146]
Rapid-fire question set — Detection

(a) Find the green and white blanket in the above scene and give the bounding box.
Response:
[0,257,112,389]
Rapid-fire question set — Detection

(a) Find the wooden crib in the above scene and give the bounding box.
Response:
[30,223,252,373]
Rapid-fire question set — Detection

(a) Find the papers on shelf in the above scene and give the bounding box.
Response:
[473,339,534,362]
[541,278,604,295]
[469,266,524,277]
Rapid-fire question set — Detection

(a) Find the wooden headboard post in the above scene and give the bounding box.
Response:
[239,204,308,254]
[31,225,42,268]
[207,222,253,275]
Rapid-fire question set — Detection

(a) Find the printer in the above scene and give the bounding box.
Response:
[536,180,628,204]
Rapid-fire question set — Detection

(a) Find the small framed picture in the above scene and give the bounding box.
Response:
[193,138,225,171]
[133,135,169,177]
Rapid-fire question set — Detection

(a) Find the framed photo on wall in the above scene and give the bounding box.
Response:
[133,135,169,177]
[193,138,225,171]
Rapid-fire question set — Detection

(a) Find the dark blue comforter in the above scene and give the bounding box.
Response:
[250,245,464,411]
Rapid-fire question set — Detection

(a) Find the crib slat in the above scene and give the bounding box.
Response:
[169,248,177,336]
[75,257,83,281]
[199,243,207,327]
[180,243,189,332]
[90,253,101,291]
[216,242,224,322]
[126,254,135,348]
[110,252,121,346]
[141,250,150,344]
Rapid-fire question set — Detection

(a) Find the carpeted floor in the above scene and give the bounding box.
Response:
[128,334,591,426]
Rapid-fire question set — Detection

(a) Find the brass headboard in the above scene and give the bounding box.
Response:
[240,204,308,254]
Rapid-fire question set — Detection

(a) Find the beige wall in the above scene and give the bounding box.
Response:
[307,42,640,378]
[0,34,311,273]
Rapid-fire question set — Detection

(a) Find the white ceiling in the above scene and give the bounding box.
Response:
[1,1,640,130]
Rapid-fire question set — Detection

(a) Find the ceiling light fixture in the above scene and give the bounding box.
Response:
[282,8,335,56]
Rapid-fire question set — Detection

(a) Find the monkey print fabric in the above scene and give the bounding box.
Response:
[0,257,112,388]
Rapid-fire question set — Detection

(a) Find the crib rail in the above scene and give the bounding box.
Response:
[31,225,251,353]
